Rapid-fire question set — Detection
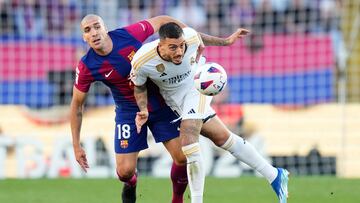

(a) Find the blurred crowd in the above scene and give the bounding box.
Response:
[0,0,341,38]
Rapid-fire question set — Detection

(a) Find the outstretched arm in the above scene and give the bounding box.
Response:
[70,87,89,172]
[134,84,149,133]
[199,28,250,46]
[146,15,187,33]
[194,29,250,62]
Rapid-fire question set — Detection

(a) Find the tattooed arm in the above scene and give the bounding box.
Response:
[194,29,250,62]
[199,28,250,46]
[134,84,149,133]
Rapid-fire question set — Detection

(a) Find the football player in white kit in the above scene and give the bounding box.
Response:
[130,23,289,203]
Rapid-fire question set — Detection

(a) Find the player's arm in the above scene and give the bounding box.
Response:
[134,84,149,133]
[199,29,250,46]
[146,15,187,32]
[131,55,149,133]
[70,87,89,172]
[193,29,249,62]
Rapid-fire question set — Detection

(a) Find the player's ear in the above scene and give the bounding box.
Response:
[103,24,108,33]
[158,40,165,47]
[158,42,164,50]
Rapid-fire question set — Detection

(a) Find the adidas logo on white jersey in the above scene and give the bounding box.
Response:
[187,109,196,114]
[160,72,167,77]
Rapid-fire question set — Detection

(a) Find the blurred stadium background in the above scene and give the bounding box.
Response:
[1,0,360,201]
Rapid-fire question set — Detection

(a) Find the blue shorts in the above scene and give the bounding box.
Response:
[114,106,180,153]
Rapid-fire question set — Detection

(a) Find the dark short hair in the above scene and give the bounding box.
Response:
[159,22,184,40]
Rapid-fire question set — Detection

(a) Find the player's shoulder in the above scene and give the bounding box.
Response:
[80,48,101,66]
[135,40,159,57]
[108,28,132,39]
[183,27,199,45]
[79,49,93,66]
[183,27,198,37]
[131,40,158,69]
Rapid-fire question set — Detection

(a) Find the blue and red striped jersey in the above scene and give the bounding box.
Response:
[74,20,166,113]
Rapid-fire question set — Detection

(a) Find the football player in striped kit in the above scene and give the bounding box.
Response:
[71,14,191,203]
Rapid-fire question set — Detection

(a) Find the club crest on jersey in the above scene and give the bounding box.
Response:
[190,57,196,65]
[120,140,129,149]
[128,50,136,61]
[156,64,165,72]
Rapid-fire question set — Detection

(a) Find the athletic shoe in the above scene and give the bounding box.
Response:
[271,168,289,203]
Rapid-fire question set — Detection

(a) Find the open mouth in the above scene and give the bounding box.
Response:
[173,57,183,64]
[174,56,182,60]
[93,39,100,44]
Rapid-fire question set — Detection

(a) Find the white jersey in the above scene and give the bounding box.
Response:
[131,27,214,119]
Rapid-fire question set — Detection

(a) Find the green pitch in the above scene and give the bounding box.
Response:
[0,176,359,203]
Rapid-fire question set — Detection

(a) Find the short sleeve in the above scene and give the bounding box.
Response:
[184,27,200,45]
[73,61,94,93]
[130,67,147,87]
[124,20,154,43]
[183,27,198,38]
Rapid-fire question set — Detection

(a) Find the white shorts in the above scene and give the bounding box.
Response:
[180,88,215,120]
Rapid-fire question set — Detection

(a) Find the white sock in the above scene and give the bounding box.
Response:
[221,133,278,183]
[182,143,204,203]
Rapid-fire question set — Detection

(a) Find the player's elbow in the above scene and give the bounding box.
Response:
[155,15,173,22]
[134,84,147,93]
[70,99,83,115]
[155,15,175,26]
[148,15,186,32]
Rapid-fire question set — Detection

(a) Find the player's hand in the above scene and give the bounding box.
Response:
[225,28,250,46]
[196,33,205,63]
[73,146,89,172]
[136,111,149,133]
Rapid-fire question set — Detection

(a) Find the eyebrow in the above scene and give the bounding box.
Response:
[168,40,186,46]
[83,22,101,31]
